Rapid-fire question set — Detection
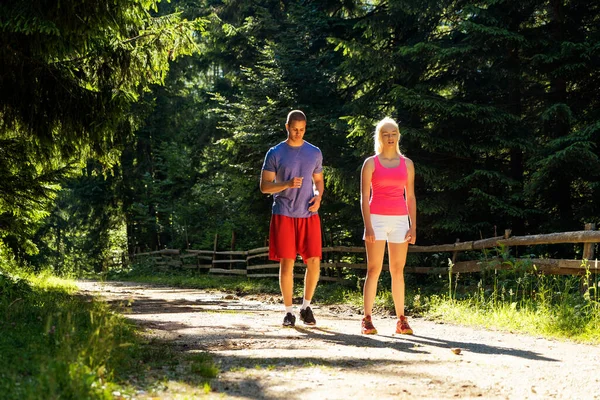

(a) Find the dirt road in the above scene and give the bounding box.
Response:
[76,280,600,400]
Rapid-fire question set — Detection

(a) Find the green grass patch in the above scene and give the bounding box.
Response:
[187,352,219,378]
[423,256,600,343]
[0,270,138,399]
[0,269,221,399]
[425,295,600,343]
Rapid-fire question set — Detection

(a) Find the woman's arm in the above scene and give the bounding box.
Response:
[404,158,417,244]
[361,157,376,243]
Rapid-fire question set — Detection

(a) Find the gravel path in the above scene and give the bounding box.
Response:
[76,280,600,400]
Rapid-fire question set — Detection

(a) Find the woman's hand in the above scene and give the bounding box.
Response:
[365,226,376,243]
[405,227,416,245]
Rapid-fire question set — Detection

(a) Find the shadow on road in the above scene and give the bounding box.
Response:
[383,333,559,362]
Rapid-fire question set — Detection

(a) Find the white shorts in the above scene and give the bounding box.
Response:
[364,214,410,243]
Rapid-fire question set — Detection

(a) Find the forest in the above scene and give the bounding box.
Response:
[2,0,599,275]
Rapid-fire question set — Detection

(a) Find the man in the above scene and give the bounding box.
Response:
[260,110,324,327]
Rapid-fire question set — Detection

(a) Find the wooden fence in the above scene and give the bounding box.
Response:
[132,224,600,280]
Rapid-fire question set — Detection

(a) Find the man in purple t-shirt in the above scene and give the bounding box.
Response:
[260,110,324,327]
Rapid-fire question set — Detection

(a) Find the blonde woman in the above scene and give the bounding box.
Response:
[360,117,416,335]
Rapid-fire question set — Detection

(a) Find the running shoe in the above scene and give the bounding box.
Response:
[361,315,378,335]
[396,315,413,335]
[299,306,316,325]
[283,312,296,327]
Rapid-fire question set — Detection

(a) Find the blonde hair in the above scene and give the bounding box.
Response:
[374,117,401,155]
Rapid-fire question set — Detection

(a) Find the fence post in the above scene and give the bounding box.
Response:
[583,223,596,260]
[451,239,460,265]
[504,229,512,257]
[212,233,218,271]
[230,230,236,270]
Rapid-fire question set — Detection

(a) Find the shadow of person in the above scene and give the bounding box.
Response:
[381,333,559,362]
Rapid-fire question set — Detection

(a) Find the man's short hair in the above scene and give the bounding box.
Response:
[286,110,306,125]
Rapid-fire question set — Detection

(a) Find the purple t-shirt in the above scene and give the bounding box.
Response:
[262,141,323,218]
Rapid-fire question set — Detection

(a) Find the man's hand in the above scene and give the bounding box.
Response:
[288,177,303,189]
[308,195,321,212]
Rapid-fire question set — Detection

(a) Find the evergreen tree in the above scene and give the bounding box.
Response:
[524,0,600,232]
[213,0,361,246]
[0,0,201,258]
[334,0,600,242]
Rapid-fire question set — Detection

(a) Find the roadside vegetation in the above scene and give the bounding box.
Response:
[0,252,218,400]
[427,254,600,343]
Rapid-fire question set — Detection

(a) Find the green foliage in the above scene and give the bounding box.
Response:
[0,0,202,157]
[426,250,600,342]
[4,0,600,276]
[187,352,219,378]
[0,0,203,259]
[0,273,138,399]
[333,0,600,242]
[210,0,363,245]
[29,161,127,274]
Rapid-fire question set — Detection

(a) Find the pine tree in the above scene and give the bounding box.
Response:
[0,0,201,257]
[333,0,600,241]
[524,0,600,232]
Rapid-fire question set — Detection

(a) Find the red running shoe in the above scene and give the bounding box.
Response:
[396,315,413,335]
[361,315,378,335]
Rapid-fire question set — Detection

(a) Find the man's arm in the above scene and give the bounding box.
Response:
[260,170,302,194]
[308,172,324,212]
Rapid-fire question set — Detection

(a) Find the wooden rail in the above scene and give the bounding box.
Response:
[131,226,599,278]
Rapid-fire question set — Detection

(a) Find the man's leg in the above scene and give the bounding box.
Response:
[298,215,321,325]
[303,256,320,302]
[279,257,296,326]
[279,258,295,309]
[269,214,297,326]
[299,257,319,325]
[301,214,322,302]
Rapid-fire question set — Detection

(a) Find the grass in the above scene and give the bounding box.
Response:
[0,269,135,399]
[187,352,219,378]
[422,256,600,343]
[0,267,220,400]
[424,293,600,343]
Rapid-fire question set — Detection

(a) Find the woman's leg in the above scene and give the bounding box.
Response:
[363,240,386,316]
[388,241,409,317]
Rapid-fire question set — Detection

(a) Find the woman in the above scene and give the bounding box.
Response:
[360,117,417,335]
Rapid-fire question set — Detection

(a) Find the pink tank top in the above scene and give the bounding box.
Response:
[369,155,409,216]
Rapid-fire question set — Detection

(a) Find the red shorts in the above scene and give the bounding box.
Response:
[269,214,322,263]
